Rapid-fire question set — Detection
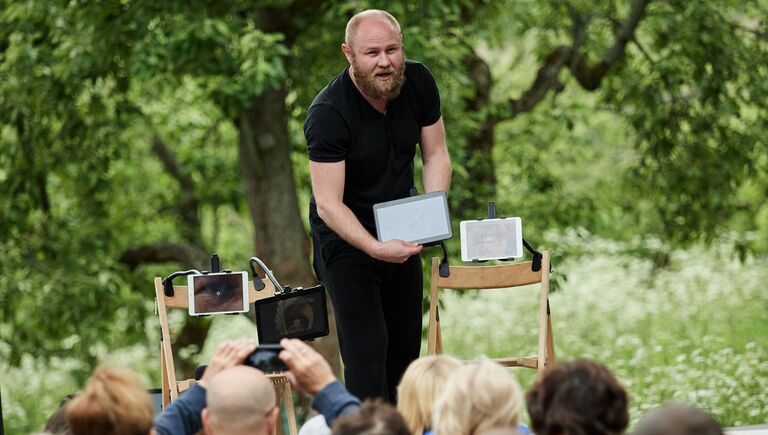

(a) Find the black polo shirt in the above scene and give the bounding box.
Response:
[305,60,442,242]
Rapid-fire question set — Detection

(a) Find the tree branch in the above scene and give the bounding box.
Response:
[151,135,203,246]
[152,135,195,193]
[501,0,652,120]
[118,242,209,271]
[506,46,572,118]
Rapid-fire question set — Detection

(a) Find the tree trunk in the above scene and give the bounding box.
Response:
[236,88,341,376]
[456,50,497,218]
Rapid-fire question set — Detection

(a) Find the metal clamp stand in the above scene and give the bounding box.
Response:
[248,257,285,294]
[161,254,235,297]
[423,240,451,277]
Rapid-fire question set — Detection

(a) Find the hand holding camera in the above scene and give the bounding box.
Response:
[278,338,336,395]
[198,339,257,389]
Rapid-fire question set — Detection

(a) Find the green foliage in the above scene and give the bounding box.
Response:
[602,0,768,245]
[1,0,767,430]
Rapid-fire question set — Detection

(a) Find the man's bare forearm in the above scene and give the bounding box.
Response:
[423,153,452,193]
[316,201,379,255]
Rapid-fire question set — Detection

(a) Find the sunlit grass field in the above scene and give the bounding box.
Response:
[2,235,766,433]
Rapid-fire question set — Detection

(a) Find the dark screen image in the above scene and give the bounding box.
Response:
[255,286,329,343]
[192,273,245,315]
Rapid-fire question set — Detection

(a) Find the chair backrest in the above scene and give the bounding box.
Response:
[154,277,277,405]
[427,251,554,376]
[153,276,300,435]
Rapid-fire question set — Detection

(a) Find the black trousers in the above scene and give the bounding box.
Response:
[313,237,423,403]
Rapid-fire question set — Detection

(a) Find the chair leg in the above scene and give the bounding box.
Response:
[546,311,556,366]
[436,321,443,354]
[160,344,170,408]
[283,381,297,435]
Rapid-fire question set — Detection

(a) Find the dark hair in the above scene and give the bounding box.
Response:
[44,402,74,435]
[526,359,629,435]
[633,404,723,435]
[332,399,411,435]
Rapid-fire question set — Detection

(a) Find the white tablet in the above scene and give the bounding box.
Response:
[460,217,523,262]
[188,271,249,316]
[373,191,452,245]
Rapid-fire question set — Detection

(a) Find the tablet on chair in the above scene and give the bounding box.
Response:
[460,217,523,262]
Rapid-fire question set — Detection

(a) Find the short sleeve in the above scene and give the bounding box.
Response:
[413,63,442,127]
[305,104,350,162]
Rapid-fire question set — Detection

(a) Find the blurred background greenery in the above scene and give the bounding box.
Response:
[1,0,766,432]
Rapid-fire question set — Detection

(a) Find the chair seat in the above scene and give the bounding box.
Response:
[427,252,555,378]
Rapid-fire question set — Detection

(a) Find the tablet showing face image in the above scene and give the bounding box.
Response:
[373,191,452,245]
[188,272,249,316]
[460,217,523,262]
[254,285,329,343]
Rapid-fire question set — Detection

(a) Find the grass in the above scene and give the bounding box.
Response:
[2,235,766,433]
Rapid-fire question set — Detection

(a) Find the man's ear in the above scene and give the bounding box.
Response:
[202,408,213,434]
[341,43,353,63]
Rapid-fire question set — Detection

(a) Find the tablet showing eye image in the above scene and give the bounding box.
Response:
[460,217,523,262]
[188,272,249,316]
[373,191,452,245]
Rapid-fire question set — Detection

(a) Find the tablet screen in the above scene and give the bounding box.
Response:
[373,191,452,245]
[187,272,249,316]
[460,217,523,262]
[254,285,329,343]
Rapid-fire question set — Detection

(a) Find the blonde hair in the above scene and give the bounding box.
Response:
[432,360,523,435]
[345,9,402,47]
[397,355,463,434]
[66,366,153,435]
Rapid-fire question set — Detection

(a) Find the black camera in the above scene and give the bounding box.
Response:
[244,344,288,373]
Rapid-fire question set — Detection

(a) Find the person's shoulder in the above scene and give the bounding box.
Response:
[311,67,353,108]
[405,60,435,80]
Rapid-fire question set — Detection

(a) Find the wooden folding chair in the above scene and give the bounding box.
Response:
[154,277,298,435]
[426,251,555,377]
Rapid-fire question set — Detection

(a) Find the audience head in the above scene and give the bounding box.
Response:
[396,355,462,434]
[332,399,411,435]
[202,365,278,435]
[44,402,74,435]
[526,359,629,435]
[65,366,154,435]
[633,403,723,435]
[432,359,523,435]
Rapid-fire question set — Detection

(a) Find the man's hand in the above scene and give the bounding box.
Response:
[198,339,257,389]
[279,338,336,395]
[369,240,422,263]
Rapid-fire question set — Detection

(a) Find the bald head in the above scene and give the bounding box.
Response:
[205,366,276,434]
[345,9,402,48]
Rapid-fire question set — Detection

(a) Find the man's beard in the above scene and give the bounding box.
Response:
[351,58,406,100]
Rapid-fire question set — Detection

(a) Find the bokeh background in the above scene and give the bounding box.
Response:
[1,0,766,432]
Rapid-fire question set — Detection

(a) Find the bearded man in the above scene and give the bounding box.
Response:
[304,9,451,403]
